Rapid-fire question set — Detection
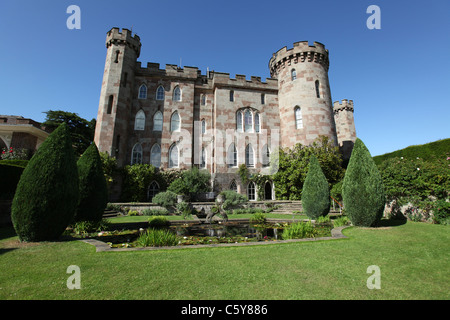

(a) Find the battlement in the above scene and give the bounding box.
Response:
[211,72,278,90]
[269,41,330,77]
[106,27,141,57]
[333,99,354,113]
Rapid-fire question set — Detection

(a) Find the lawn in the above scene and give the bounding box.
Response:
[0,220,448,300]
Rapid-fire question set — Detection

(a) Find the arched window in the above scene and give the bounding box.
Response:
[169,143,179,168]
[138,84,147,99]
[236,111,243,132]
[295,106,303,129]
[227,143,237,168]
[315,80,320,98]
[230,180,237,192]
[291,69,297,81]
[173,86,181,101]
[200,147,206,168]
[262,145,270,167]
[244,109,253,132]
[170,111,180,132]
[247,181,256,201]
[131,143,143,165]
[230,90,234,102]
[134,110,145,131]
[153,111,163,132]
[245,144,254,168]
[264,181,273,200]
[150,143,161,168]
[255,112,260,133]
[201,94,206,106]
[156,86,165,100]
[107,95,114,114]
[147,181,160,201]
[201,119,206,134]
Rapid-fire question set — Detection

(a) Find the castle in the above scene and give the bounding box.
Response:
[94,28,356,201]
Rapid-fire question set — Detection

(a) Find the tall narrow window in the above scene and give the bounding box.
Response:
[255,112,260,133]
[107,95,113,114]
[262,145,270,167]
[131,143,143,165]
[114,50,120,63]
[153,111,163,132]
[230,90,234,102]
[315,80,320,98]
[156,86,165,100]
[245,144,254,168]
[295,106,303,129]
[261,93,265,105]
[236,111,243,132]
[150,143,161,168]
[291,69,297,81]
[201,119,206,134]
[230,180,237,192]
[134,110,145,131]
[138,84,147,99]
[227,143,237,168]
[201,94,206,106]
[173,86,181,101]
[147,181,160,201]
[200,147,206,168]
[169,143,179,168]
[244,110,253,132]
[247,181,256,201]
[170,111,180,132]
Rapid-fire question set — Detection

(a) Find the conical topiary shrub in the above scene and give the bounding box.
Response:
[75,143,108,222]
[342,138,386,227]
[302,154,330,219]
[11,123,79,241]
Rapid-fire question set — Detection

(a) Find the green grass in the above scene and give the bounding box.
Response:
[0,220,448,299]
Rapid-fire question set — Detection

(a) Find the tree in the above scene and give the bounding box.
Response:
[167,167,211,196]
[42,110,96,156]
[342,138,386,227]
[75,143,108,222]
[302,155,330,219]
[11,123,79,241]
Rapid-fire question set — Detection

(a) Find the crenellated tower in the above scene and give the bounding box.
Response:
[94,27,141,167]
[269,41,337,149]
[333,99,356,161]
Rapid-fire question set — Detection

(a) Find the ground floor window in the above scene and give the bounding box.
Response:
[247,181,256,201]
[147,181,160,201]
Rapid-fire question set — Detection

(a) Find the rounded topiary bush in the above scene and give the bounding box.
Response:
[11,123,79,241]
[342,138,386,227]
[75,143,108,222]
[302,155,330,219]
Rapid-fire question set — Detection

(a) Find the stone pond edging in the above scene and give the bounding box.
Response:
[80,225,350,253]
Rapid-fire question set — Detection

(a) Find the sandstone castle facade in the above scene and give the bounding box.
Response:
[94,28,356,201]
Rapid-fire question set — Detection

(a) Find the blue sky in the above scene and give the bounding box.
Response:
[0,0,449,156]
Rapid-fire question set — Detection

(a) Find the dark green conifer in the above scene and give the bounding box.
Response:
[302,155,330,219]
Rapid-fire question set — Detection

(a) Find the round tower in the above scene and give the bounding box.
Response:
[333,99,356,161]
[269,41,337,149]
[94,27,141,166]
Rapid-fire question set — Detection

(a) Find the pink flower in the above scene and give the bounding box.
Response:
[447,157,450,161]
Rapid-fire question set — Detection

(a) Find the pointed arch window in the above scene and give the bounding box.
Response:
[262,145,270,167]
[169,143,179,168]
[244,110,253,132]
[236,111,243,132]
[315,80,320,98]
[147,181,160,201]
[156,86,165,100]
[150,143,161,168]
[138,84,147,99]
[201,119,206,134]
[170,111,180,132]
[227,143,237,168]
[295,106,303,129]
[230,180,237,192]
[245,144,254,168]
[153,111,163,132]
[173,86,181,101]
[131,143,143,165]
[247,181,256,201]
[291,69,297,81]
[134,110,145,131]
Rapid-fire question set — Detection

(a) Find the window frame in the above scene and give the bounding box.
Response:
[169,143,179,168]
[138,84,147,99]
[173,86,182,102]
[150,143,161,168]
[170,111,181,132]
[156,85,165,101]
[295,106,303,129]
[131,143,143,165]
[134,109,146,131]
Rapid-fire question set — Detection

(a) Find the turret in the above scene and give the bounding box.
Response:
[333,99,356,161]
[94,28,141,166]
[269,41,337,149]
